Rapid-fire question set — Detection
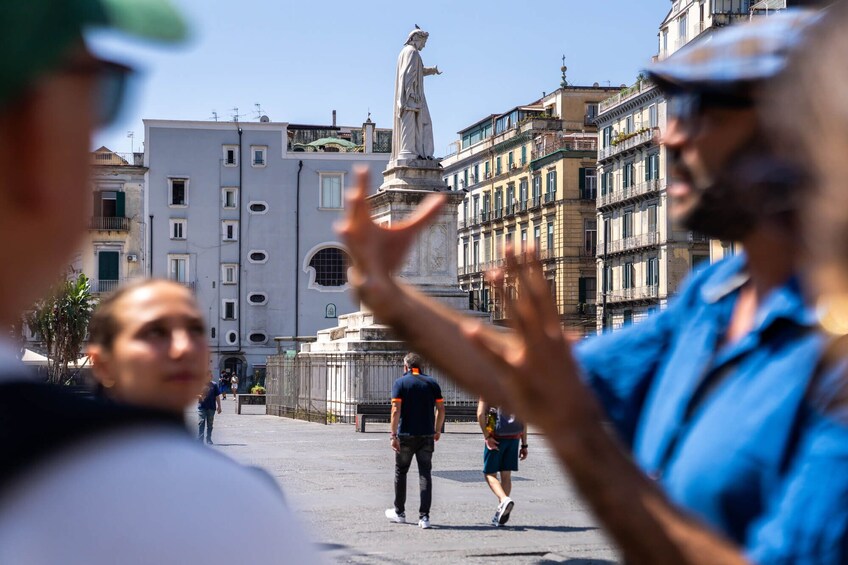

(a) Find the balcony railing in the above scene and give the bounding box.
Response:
[599,80,655,113]
[531,137,597,161]
[598,179,661,209]
[91,279,125,294]
[89,216,130,231]
[605,284,660,304]
[598,128,658,161]
[604,231,660,255]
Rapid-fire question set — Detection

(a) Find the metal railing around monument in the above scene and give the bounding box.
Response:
[266,353,478,424]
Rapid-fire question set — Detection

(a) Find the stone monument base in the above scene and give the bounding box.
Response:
[380,159,446,191]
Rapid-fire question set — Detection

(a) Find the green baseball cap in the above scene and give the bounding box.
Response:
[0,0,187,108]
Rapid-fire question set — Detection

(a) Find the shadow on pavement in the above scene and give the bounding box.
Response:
[431,524,598,533]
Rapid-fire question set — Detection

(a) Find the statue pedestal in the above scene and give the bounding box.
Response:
[380,159,447,192]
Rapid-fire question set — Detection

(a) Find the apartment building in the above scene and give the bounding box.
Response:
[442,84,618,334]
[81,147,148,295]
[145,117,391,381]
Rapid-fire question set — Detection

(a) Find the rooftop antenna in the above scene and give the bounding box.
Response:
[126,131,135,153]
[210,110,219,122]
[231,107,246,122]
[254,103,264,120]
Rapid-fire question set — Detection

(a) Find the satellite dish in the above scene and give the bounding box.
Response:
[260,115,270,123]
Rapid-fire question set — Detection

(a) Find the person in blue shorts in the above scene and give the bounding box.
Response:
[478,399,527,527]
[385,352,445,529]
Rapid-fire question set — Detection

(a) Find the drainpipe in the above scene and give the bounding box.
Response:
[238,126,243,353]
[295,160,303,344]
[148,215,154,276]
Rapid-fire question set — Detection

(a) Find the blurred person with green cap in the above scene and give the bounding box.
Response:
[0,2,322,563]
[339,6,848,564]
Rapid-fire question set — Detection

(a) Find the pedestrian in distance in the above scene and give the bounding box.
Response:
[230,373,239,400]
[220,370,229,399]
[197,378,222,445]
[339,8,848,563]
[385,352,445,529]
[0,2,322,562]
[478,399,527,527]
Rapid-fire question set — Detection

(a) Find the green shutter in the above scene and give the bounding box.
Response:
[116,191,126,217]
[92,191,102,216]
[578,168,586,190]
[578,277,587,303]
[98,251,119,281]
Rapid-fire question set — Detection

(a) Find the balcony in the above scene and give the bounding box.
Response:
[599,79,655,113]
[598,179,662,210]
[91,279,125,294]
[605,284,660,304]
[604,231,660,255]
[531,136,597,161]
[598,128,659,162]
[89,216,130,231]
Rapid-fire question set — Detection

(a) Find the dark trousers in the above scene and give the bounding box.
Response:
[197,408,215,441]
[394,435,434,518]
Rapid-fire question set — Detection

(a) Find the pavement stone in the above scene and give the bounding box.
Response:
[200,399,620,564]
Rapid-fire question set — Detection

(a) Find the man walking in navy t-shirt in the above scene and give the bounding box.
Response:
[197,379,222,445]
[385,353,445,529]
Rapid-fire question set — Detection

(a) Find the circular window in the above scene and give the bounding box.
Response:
[248,250,267,263]
[248,202,268,214]
[248,332,267,344]
[225,331,238,345]
[248,293,267,305]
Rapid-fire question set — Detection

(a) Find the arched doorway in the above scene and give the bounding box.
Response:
[222,357,244,392]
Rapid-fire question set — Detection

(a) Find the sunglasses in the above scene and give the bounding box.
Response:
[667,91,755,131]
[62,57,133,128]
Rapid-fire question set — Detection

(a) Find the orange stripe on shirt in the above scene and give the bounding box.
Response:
[435,398,444,403]
[391,398,402,403]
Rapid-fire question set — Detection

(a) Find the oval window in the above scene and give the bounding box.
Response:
[226,331,238,345]
[248,293,267,305]
[249,202,267,213]
[249,251,267,262]
[248,332,267,344]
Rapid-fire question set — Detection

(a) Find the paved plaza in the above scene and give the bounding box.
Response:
[202,400,619,564]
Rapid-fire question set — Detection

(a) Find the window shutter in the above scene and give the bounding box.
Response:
[116,191,126,217]
[578,168,586,190]
[92,191,102,216]
[578,277,587,303]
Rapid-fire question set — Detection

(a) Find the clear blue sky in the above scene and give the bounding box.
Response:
[91,0,671,158]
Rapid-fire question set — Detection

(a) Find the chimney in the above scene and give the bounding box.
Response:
[363,115,375,154]
[332,110,336,127]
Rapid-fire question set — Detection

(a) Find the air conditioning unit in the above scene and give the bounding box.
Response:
[126,254,138,262]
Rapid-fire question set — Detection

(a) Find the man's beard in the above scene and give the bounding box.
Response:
[675,140,802,241]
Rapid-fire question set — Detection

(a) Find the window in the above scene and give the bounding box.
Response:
[506,184,515,214]
[647,256,660,286]
[602,126,612,148]
[645,153,660,181]
[585,220,597,256]
[221,264,238,285]
[533,175,542,202]
[320,173,343,209]
[462,241,469,267]
[325,304,337,318]
[452,174,458,191]
[93,190,125,218]
[248,332,267,344]
[247,292,267,305]
[222,188,237,209]
[508,152,514,169]
[222,220,238,241]
[520,228,527,254]
[625,115,634,134]
[308,247,351,287]
[534,225,541,251]
[579,277,597,304]
[494,188,503,217]
[495,229,503,259]
[168,254,188,283]
[472,195,480,221]
[519,178,528,208]
[248,201,268,214]
[649,104,658,128]
[473,163,479,184]
[225,330,238,345]
[484,161,490,178]
[580,168,597,199]
[585,103,598,123]
[472,239,479,268]
[624,262,635,289]
[679,12,688,41]
[482,193,491,218]
[520,145,527,166]
[546,170,557,198]
[223,145,238,167]
[248,250,268,263]
[604,265,614,292]
[251,146,266,167]
[622,210,634,238]
[170,219,186,240]
[222,300,237,320]
[547,222,554,251]
[623,161,635,188]
[601,169,608,196]
[692,254,710,274]
[647,204,658,233]
[623,310,633,325]
[169,178,187,207]
[496,156,502,175]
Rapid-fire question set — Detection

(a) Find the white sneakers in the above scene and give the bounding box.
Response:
[493,497,514,526]
[385,508,406,523]
[386,508,432,529]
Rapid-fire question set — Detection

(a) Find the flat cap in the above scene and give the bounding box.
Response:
[645,9,821,98]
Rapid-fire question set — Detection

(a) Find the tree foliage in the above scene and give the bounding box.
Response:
[26,274,94,384]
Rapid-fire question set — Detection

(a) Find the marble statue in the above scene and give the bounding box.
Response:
[392,26,441,164]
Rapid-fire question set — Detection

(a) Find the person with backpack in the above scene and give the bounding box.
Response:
[478,400,527,527]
